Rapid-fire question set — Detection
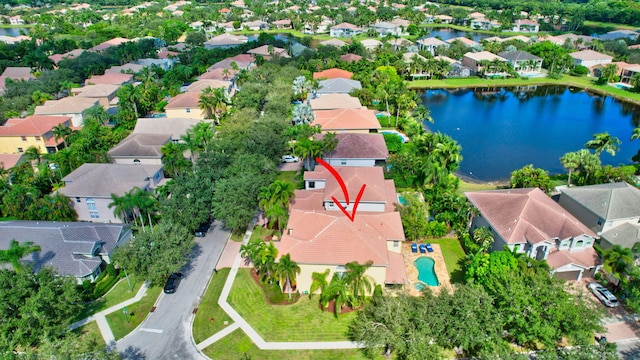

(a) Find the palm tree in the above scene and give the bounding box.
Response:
[51,123,72,149]
[0,239,41,272]
[412,105,433,124]
[472,226,494,253]
[602,245,634,278]
[585,132,621,157]
[274,253,301,299]
[324,273,351,318]
[560,151,581,186]
[344,261,374,305]
[310,269,330,307]
[161,142,190,178]
[23,146,42,166]
[600,64,618,84]
[199,87,231,124]
[257,241,279,283]
[291,104,314,125]
[258,180,295,230]
[322,132,338,161]
[292,75,313,101]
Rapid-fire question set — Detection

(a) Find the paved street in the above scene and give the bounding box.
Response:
[116,220,229,359]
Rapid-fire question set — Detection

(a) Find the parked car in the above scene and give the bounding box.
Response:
[194,221,210,237]
[281,155,299,163]
[588,282,618,307]
[163,272,183,294]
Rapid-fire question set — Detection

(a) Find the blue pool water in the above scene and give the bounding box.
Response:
[414,256,439,287]
[397,195,407,205]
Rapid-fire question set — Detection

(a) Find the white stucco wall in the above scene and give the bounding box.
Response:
[327,158,376,167]
[297,263,385,294]
[73,197,121,223]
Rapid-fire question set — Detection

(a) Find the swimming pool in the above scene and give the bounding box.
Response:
[397,195,407,205]
[414,256,439,287]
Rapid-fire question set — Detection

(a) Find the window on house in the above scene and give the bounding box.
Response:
[340,161,347,165]
[575,239,584,248]
[513,244,521,252]
[35,136,41,141]
[308,181,315,189]
[20,136,27,141]
[17,147,23,153]
[597,218,603,225]
[76,197,81,203]
[393,241,399,247]
[87,198,99,219]
[186,108,191,113]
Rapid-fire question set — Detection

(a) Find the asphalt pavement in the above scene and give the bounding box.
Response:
[116,220,229,359]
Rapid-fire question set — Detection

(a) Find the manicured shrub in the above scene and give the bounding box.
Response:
[106,263,118,277]
[570,65,589,76]
[373,284,383,297]
[263,281,284,304]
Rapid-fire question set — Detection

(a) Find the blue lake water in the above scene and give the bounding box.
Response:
[0,28,29,37]
[424,28,491,42]
[421,86,640,181]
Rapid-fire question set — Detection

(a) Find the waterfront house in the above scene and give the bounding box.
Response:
[465,188,600,281]
[312,108,380,133]
[512,19,540,33]
[318,39,347,48]
[247,45,290,60]
[461,51,509,76]
[318,133,388,167]
[620,64,640,85]
[498,51,543,76]
[599,30,640,42]
[278,165,407,294]
[272,19,292,29]
[58,163,164,223]
[0,115,72,154]
[0,221,133,283]
[417,37,449,56]
[204,34,248,49]
[446,37,479,48]
[570,50,613,68]
[373,22,402,37]
[330,22,363,37]
[434,15,453,24]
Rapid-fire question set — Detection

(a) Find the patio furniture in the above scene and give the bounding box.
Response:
[426,243,434,253]
[411,243,418,253]
[419,244,426,253]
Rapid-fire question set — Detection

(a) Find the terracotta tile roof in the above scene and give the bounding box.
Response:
[278,204,403,266]
[89,37,132,52]
[313,68,353,80]
[340,53,362,62]
[304,165,388,203]
[1,67,34,81]
[186,79,231,93]
[331,22,361,30]
[198,68,239,81]
[0,153,24,169]
[85,73,133,85]
[158,50,179,59]
[464,51,507,62]
[48,49,85,65]
[319,39,347,47]
[312,108,380,131]
[546,247,600,270]
[570,50,613,61]
[72,84,120,98]
[204,33,248,47]
[247,45,289,58]
[319,133,388,160]
[105,63,145,74]
[465,188,596,245]
[0,115,72,136]
[309,94,363,110]
[447,37,479,46]
[386,251,408,284]
[165,92,200,109]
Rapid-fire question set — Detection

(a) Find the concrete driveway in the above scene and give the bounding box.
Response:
[116,220,230,359]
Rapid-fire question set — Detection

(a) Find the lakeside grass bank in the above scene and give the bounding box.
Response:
[407,76,640,106]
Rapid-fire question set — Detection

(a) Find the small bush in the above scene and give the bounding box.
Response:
[570,65,589,76]
[263,281,284,304]
[106,264,118,277]
[373,284,383,297]
[93,273,120,298]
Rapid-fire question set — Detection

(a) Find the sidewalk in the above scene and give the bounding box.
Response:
[195,215,361,352]
[70,282,149,345]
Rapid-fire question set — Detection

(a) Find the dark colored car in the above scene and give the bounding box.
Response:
[194,221,210,237]
[163,272,183,294]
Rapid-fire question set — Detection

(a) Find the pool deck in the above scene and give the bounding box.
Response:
[402,242,453,296]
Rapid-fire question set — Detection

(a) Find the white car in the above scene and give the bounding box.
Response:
[281,155,299,163]
[588,282,618,307]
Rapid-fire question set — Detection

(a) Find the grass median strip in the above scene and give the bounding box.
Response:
[71,321,105,346]
[106,285,162,340]
[193,268,234,344]
[202,328,372,360]
[228,269,356,342]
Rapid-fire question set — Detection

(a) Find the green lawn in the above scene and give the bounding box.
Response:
[228,269,356,342]
[249,225,280,243]
[230,232,244,242]
[428,238,467,284]
[456,179,501,194]
[276,170,303,189]
[192,268,234,344]
[407,75,640,105]
[74,276,144,322]
[106,285,162,340]
[202,328,373,360]
[71,321,105,346]
[583,20,637,31]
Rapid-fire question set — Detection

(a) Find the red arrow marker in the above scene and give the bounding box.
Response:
[315,157,366,222]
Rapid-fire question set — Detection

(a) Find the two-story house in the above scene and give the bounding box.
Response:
[330,22,363,37]
[58,163,164,223]
[0,115,73,154]
[465,188,600,281]
[34,97,100,127]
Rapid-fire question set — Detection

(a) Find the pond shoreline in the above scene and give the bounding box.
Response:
[407,77,640,107]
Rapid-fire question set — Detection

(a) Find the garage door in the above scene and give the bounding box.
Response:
[553,270,580,281]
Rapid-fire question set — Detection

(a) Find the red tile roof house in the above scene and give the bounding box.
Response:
[461,51,509,76]
[312,108,381,134]
[246,45,290,60]
[570,50,613,70]
[0,115,73,154]
[313,68,354,80]
[465,188,600,281]
[88,37,133,52]
[309,93,363,110]
[85,73,134,86]
[0,66,35,95]
[0,153,25,171]
[164,92,205,119]
[329,22,363,37]
[317,133,388,167]
[58,163,164,223]
[71,83,121,108]
[278,165,408,294]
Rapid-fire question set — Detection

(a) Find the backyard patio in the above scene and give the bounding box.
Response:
[402,242,453,296]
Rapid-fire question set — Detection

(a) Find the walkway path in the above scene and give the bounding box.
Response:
[69,282,149,346]
[195,216,362,352]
